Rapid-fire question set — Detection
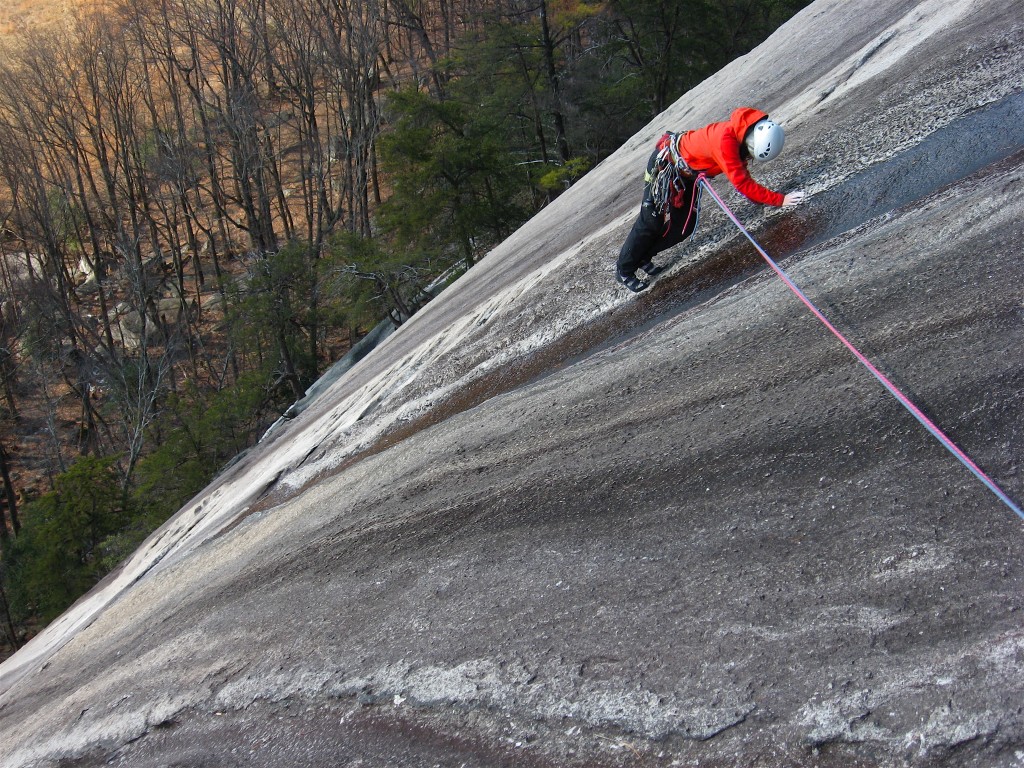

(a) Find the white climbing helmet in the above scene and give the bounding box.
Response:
[745,118,785,162]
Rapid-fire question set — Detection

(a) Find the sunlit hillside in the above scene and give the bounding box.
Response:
[0,0,105,38]
[0,0,63,36]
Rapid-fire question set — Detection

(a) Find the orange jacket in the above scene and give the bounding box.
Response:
[677,107,785,207]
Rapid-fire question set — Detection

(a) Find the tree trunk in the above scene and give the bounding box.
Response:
[0,441,19,536]
[539,0,571,163]
[0,572,20,652]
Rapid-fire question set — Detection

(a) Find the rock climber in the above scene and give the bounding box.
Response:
[616,106,806,292]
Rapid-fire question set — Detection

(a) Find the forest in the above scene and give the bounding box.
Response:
[0,0,808,658]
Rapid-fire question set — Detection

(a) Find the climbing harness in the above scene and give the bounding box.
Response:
[697,177,1023,521]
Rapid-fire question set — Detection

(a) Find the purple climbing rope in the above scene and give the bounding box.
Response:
[697,176,1023,521]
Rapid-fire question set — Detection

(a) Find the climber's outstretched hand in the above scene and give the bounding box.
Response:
[782,190,806,207]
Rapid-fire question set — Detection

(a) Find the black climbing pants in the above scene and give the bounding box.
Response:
[617,174,701,276]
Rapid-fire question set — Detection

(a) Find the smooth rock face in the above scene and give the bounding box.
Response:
[1,1,1022,766]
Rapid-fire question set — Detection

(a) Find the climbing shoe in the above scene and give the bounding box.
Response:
[616,269,649,293]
